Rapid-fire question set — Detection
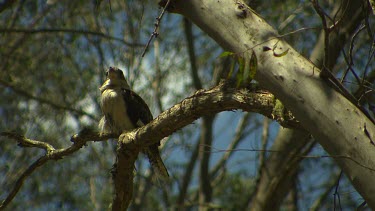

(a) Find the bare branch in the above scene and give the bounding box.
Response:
[177,137,200,206]
[310,170,342,211]
[0,28,143,47]
[128,81,301,149]
[141,0,171,57]
[0,132,55,152]
[0,130,116,209]
[112,81,301,209]
[0,78,98,121]
[1,81,298,210]
[210,113,252,178]
[333,171,343,211]
[184,18,202,90]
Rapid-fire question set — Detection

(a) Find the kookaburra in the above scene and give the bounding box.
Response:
[99,67,168,179]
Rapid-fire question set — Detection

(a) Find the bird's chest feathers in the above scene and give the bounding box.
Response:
[101,89,134,133]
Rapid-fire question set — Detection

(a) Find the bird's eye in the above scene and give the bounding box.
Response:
[105,71,109,77]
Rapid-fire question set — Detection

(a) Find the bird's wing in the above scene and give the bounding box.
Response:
[121,88,153,127]
[122,88,169,179]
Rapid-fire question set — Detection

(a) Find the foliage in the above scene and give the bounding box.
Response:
[0,0,374,210]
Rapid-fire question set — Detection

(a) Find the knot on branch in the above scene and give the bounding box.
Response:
[118,131,141,157]
[235,1,248,18]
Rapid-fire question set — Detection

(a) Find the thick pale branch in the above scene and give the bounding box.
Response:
[158,0,375,207]
[249,0,370,209]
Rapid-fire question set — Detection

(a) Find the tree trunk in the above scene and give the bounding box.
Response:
[248,0,368,208]
[166,0,375,207]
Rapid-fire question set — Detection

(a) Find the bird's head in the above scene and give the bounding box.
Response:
[100,67,130,92]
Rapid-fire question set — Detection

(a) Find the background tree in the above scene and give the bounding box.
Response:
[1,0,374,210]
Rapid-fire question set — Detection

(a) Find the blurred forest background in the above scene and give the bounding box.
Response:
[1,0,374,210]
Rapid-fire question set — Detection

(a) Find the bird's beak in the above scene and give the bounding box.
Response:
[106,67,117,79]
[108,67,116,73]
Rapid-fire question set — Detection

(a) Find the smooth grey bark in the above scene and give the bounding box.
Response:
[167,0,375,207]
[248,0,369,209]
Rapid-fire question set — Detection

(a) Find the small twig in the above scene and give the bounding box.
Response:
[309,1,375,125]
[311,0,330,67]
[333,171,343,211]
[0,132,55,152]
[140,0,171,57]
[358,89,374,103]
[340,24,365,84]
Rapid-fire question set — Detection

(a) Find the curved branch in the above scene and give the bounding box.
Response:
[111,81,300,209]
[131,81,301,149]
[0,132,55,152]
[159,0,375,207]
[0,130,116,209]
[0,156,49,210]
[1,82,298,210]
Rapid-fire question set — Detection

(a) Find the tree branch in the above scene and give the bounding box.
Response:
[0,79,295,210]
[111,81,300,209]
[0,78,98,120]
[1,81,298,210]
[177,137,200,207]
[0,132,55,152]
[158,0,375,207]
[0,28,143,47]
[111,133,139,211]
[123,81,301,150]
[0,130,116,209]
[210,113,252,179]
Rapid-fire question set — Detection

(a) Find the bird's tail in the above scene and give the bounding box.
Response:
[144,144,169,180]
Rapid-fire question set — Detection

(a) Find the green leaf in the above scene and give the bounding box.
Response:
[236,70,243,87]
[218,51,234,58]
[243,55,250,84]
[248,50,257,82]
[237,57,245,87]
[273,48,289,57]
[226,58,236,79]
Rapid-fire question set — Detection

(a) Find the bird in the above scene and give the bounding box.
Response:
[99,66,169,179]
